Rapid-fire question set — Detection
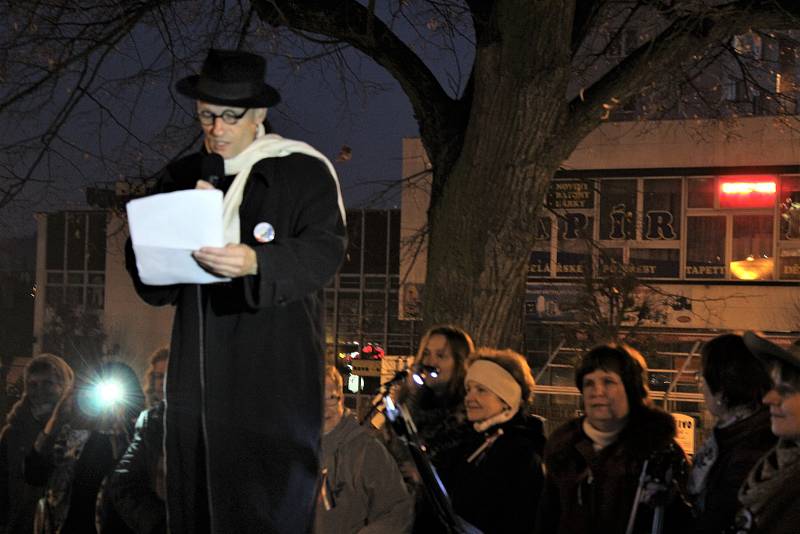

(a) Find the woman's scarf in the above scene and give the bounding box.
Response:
[582,418,622,451]
[736,440,800,529]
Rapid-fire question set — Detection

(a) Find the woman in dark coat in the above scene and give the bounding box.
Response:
[535,344,690,534]
[688,334,776,534]
[394,325,476,467]
[383,325,475,532]
[440,348,545,534]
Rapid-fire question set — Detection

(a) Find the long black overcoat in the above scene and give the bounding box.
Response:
[126,151,346,534]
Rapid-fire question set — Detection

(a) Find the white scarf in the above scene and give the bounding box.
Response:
[473,409,517,433]
[220,124,346,244]
[582,418,622,451]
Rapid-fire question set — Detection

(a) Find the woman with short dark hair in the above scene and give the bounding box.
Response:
[535,343,690,534]
[688,334,776,534]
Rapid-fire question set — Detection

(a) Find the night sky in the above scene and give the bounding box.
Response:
[0,60,420,238]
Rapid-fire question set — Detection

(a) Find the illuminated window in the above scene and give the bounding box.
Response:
[719,177,777,208]
[780,176,800,240]
[731,215,774,280]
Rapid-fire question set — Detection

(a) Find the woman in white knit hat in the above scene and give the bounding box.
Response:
[437,348,545,534]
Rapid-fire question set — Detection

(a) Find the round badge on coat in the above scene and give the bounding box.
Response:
[253,222,275,243]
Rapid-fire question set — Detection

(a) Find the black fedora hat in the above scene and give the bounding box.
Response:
[743,331,800,371]
[176,49,280,108]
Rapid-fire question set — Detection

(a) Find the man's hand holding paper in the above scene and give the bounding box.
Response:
[126,189,232,285]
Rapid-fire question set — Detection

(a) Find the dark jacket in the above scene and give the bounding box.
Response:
[126,150,346,534]
[107,402,166,534]
[315,411,413,534]
[536,405,690,534]
[440,414,545,534]
[0,404,46,534]
[690,408,776,534]
[24,427,131,534]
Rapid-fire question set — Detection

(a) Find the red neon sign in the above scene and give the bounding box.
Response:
[719,176,776,208]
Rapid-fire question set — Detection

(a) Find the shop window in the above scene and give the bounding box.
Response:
[596,247,622,274]
[780,176,800,240]
[630,249,679,278]
[779,250,800,279]
[599,180,636,240]
[731,215,774,280]
[643,179,681,240]
[686,217,726,278]
[688,178,715,208]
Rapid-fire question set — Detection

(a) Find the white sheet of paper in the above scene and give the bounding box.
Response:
[126,189,231,285]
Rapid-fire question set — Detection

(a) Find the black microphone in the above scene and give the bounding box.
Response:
[201,153,225,189]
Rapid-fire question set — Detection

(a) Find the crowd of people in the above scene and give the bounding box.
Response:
[0,328,798,533]
[4,46,799,534]
[0,349,165,534]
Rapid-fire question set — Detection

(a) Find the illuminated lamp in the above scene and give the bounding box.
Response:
[730,255,774,280]
[719,177,777,208]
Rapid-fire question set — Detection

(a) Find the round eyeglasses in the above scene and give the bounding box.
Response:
[198,108,249,125]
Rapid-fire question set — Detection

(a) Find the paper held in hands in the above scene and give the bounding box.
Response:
[126,189,231,285]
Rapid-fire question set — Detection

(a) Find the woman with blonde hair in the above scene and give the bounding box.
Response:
[438,348,545,534]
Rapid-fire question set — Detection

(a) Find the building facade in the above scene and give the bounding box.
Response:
[31,199,416,377]
[401,116,800,436]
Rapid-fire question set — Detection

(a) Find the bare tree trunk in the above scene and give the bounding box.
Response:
[422,2,579,349]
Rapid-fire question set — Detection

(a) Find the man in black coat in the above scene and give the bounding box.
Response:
[126,48,347,534]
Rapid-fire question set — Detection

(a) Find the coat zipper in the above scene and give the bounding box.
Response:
[197,285,216,530]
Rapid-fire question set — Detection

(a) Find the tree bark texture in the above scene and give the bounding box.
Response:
[422,2,579,349]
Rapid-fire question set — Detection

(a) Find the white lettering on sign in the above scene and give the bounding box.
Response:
[550,182,592,209]
[556,263,585,274]
[686,265,726,276]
